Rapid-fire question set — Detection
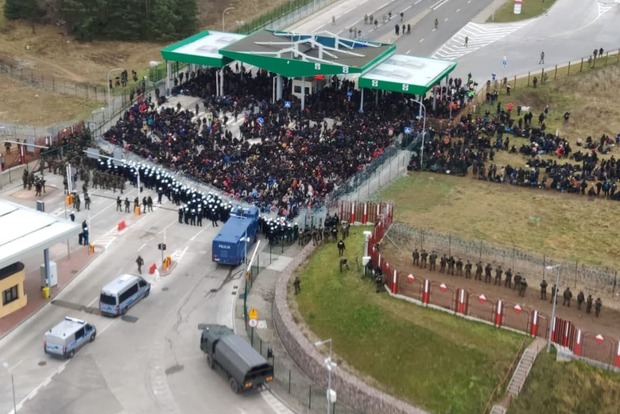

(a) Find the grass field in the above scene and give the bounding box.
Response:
[374,173,620,269]
[510,350,620,414]
[293,227,527,414]
[489,0,557,23]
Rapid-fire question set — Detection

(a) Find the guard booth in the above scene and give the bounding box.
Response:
[291,76,327,99]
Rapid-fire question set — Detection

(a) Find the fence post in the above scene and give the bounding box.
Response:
[448,234,452,257]
[288,369,291,393]
[308,385,312,408]
[554,64,557,80]
[580,58,584,72]
[527,72,530,86]
[479,240,483,261]
[567,61,571,76]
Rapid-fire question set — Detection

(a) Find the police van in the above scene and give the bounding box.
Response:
[99,274,151,317]
[44,317,96,359]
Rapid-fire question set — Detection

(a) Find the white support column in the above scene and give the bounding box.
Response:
[359,88,364,112]
[276,75,283,101]
[301,78,306,110]
[165,61,172,95]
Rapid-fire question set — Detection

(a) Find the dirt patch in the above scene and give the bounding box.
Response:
[382,240,620,340]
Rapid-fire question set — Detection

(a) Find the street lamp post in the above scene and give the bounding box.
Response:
[314,338,335,414]
[546,264,560,353]
[2,362,17,414]
[412,99,427,170]
[107,67,125,122]
[222,7,235,31]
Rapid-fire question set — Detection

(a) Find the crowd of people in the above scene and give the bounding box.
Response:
[408,102,620,200]
[103,67,475,216]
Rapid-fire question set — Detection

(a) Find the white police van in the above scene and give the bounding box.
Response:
[44,317,96,358]
[99,274,150,317]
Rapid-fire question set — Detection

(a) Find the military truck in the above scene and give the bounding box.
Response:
[200,324,274,393]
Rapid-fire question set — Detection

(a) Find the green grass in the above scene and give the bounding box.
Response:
[511,350,620,414]
[488,0,557,23]
[294,227,527,414]
[375,173,620,268]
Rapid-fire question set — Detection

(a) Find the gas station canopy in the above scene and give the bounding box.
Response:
[358,54,457,96]
[0,200,81,270]
[218,29,396,78]
[160,30,247,68]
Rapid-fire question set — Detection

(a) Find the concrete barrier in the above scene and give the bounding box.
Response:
[273,243,428,414]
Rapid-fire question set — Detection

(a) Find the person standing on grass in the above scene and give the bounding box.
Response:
[539,51,545,64]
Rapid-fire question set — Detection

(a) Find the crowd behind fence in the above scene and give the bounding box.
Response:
[387,222,619,303]
[367,209,620,372]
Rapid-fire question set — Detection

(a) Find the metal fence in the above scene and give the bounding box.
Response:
[238,0,339,34]
[388,222,620,304]
[0,59,105,101]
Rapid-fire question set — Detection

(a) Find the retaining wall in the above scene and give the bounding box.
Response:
[273,243,428,414]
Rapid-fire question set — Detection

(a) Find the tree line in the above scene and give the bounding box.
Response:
[3,0,199,41]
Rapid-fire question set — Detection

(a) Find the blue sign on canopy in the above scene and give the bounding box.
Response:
[404,127,412,135]
[284,101,291,109]
[257,117,264,125]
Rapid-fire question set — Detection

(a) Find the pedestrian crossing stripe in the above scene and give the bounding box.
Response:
[432,21,533,60]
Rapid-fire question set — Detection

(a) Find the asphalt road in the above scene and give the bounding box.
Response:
[293,0,495,57]
[0,171,277,414]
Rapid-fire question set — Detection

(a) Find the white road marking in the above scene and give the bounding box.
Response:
[431,0,450,11]
[400,5,412,13]
[170,246,188,263]
[190,225,211,241]
[432,20,533,60]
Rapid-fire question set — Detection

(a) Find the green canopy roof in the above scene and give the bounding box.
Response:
[160,30,247,68]
[358,55,457,95]
[218,29,396,78]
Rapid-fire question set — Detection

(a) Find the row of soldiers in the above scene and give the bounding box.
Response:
[297,215,350,246]
[412,249,530,296]
[542,284,603,317]
[22,169,47,193]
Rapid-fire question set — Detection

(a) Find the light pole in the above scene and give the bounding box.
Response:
[412,99,427,170]
[546,264,560,353]
[107,67,125,122]
[222,7,235,31]
[2,362,17,414]
[314,338,336,414]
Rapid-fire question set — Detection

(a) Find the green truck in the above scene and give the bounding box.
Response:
[200,324,274,393]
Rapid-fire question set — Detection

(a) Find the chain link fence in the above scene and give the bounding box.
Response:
[388,222,620,303]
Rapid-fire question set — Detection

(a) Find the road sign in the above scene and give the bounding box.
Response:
[404,127,412,135]
[248,319,258,328]
[248,307,259,320]
[257,117,264,126]
[284,101,291,109]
